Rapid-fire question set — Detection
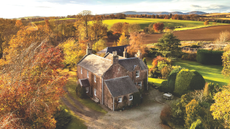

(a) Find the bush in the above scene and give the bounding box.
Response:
[161,66,171,79]
[55,106,72,129]
[76,84,87,98]
[131,92,141,106]
[174,69,205,96]
[167,67,183,93]
[196,49,223,65]
[159,81,169,92]
[160,105,171,125]
[189,70,205,90]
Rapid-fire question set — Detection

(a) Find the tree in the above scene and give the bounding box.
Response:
[110,22,123,35]
[210,86,230,128]
[222,44,230,76]
[127,32,146,56]
[78,10,92,40]
[92,38,107,52]
[129,24,140,33]
[153,23,164,33]
[185,99,201,128]
[89,20,108,41]
[61,38,86,68]
[117,32,129,46]
[155,32,181,57]
[0,40,68,128]
[204,20,209,25]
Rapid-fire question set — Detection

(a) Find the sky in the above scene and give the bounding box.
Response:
[1,0,230,18]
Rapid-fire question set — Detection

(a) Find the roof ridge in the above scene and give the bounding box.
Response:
[91,54,111,61]
[119,57,138,60]
[104,76,129,82]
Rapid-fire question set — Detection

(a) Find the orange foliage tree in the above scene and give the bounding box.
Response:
[0,40,68,128]
[127,32,146,56]
[110,22,123,35]
[153,23,164,33]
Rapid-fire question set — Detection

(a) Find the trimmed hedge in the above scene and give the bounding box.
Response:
[196,49,223,65]
[167,67,182,93]
[174,69,205,96]
[159,81,169,92]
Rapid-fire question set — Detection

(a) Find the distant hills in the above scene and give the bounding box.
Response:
[114,11,207,15]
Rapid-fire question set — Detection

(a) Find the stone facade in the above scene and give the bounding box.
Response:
[77,46,148,111]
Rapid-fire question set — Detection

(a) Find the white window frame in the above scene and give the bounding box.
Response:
[94,75,96,83]
[87,71,89,78]
[129,95,133,101]
[138,82,142,88]
[118,97,122,103]
[86,87,89,93]
[94,88,96,96]
[136,70,140,78]
[81,68,82,74]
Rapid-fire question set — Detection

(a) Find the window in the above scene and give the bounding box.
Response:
[138,82,142,87]
[94,75,96,83]
[86,87,89,93]
[87,71,89,78]
[118,97,122,103]
[129,95,133,101]
[94,88,96,96]
[136,70,140,78]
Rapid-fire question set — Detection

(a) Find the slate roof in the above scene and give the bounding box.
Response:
[77,54,112,76]
[105,76,139,97]
[97,45,129,56]
[104,53,126,60]
[118,57,148,71]
[79,79,90,87]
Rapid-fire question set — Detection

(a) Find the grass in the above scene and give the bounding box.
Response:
[173,60,230,86]
[60,103,87,129]
[101,17,228,30]
[61,69,107,114]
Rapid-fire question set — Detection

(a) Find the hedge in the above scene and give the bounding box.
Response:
[159,81,169,92]
[196,49,223,65]
[174,69,205,96]
[167,67,182,93]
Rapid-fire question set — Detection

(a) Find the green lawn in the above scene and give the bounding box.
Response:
[102,18,228,30]
[174,60,229,86]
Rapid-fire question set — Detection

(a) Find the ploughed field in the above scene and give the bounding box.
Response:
[107,25,230,45]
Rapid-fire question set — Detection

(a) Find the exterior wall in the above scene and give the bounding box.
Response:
[104,85,113,110]
[114,93,133,110]
[129,65,148,90]
[77,65,102,103]
[103,63,129,80]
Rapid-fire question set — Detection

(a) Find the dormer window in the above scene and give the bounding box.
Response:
[129,95,133,101]
[134,65,137,69]
[136,70,140,78]
[118,97,122,103]
[87,71,89,78]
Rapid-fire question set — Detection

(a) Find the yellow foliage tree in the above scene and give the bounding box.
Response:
[185,99,201,128]
[92,38,106,52]
[117,32,129,46]
[210,87,230,128]
[60,38,86,68]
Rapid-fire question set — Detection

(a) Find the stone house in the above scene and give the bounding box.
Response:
[77,44,148,111]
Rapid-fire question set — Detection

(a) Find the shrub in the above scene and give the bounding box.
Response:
[160,105,171,125]
[159,81,169,92]
[55,106,72,129]
[189,70,205,90]
[196,49,223,65]
[131,92,141,106]
[167,67,182,93]
[174,69,205,96]
[76,84,87,98]
[161,66,171,79]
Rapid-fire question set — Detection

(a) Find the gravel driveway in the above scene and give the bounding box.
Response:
[86,88,172,129]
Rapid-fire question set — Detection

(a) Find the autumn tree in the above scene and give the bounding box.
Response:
[110,22,123,35]
[78,10,92,40]
[0,40,68,128]
[204,20,209,25]
[60,38,86,69]
[155,32,181,57]
[89,20,108,41]
[153,23,164,33]
[127,32,146,56]
[129,24,140,33]
[117,32,129,46]
[92,38,107,52]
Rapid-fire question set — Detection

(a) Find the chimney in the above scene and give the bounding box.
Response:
[86,42,92,55]
[112,51,118,64]
[135,50,142,59]
[123,48,127,58]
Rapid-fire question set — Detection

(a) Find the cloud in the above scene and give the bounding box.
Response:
[191,5,201,8]
[36,6,51,8]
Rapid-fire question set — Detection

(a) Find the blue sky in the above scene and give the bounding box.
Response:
[1,0,230,18]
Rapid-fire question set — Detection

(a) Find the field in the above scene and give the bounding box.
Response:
[102,18,227,30]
